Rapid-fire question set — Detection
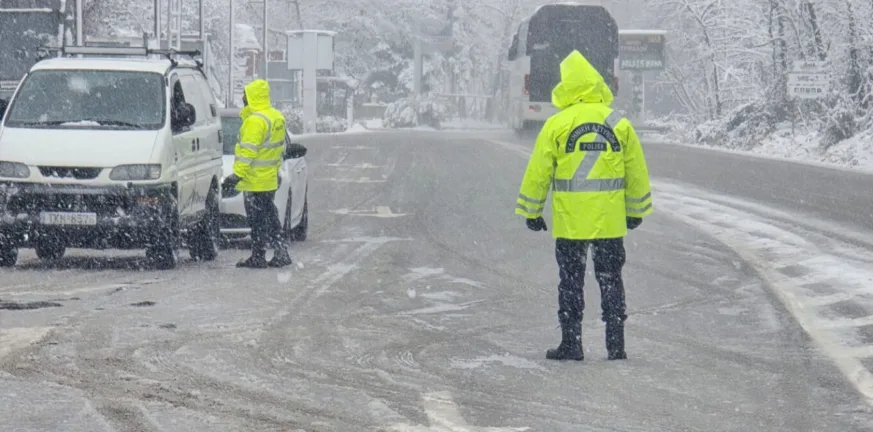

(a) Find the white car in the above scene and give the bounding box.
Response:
[218,108,308,243]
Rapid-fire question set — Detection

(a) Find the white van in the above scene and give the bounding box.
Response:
[0,47,224,269]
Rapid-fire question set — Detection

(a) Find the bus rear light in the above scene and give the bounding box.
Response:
[523,74,530,95]
[529,105,541,112]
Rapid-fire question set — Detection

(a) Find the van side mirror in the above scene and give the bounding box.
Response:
[284,142,307,159]
[172,102,196,128]
[0,99,8,119]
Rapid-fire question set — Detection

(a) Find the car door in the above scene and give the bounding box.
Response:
[169,73,199,221]
[178,71,215,215]
[284,133,306,223]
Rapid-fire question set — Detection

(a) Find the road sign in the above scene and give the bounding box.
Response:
[618,30,667,71]
[788,60,828,100]
[792,60,828,72]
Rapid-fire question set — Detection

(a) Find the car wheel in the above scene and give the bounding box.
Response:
[289,191,308,242]
[190,186,220,262]
[0,238,17,267]
[35,239,65,261]
[147,214,180,270]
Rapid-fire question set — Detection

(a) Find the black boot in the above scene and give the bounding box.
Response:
[546,319,584,361]
[268,247,293,268]
[606,320,627,360]
[237,252,268,268]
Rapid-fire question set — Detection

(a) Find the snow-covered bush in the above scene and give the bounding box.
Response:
[279,106,304,135]
[317,116,348,133]
[382,95,451,129]
[692,102,775,150]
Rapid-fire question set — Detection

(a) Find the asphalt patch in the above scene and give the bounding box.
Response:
[130,301,156,307]
[0,300,63,310]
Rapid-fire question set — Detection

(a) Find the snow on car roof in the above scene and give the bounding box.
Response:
[30,57,176,74]
[219,107,241,117]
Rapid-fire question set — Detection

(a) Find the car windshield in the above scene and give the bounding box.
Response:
[221,116,242,155]
[3,69,165,130]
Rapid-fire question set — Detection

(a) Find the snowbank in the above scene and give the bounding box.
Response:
[648,117,873,173]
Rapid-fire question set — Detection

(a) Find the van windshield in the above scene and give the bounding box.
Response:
[3,69,165,130]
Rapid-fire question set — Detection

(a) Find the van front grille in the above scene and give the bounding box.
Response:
[38,167,102,180]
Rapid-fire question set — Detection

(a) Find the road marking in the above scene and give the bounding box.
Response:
[385,391,530,431]
[268,237,403,325]
[331,145,376,150]
[315,177,386,183]
[330,206,407,217]
[323,163,384,168]
[0,327,52,359]
[654,182,873,406]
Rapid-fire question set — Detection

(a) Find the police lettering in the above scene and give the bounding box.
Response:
[565,123,621,154]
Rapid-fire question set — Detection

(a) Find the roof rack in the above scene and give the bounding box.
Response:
[37,45,203,68]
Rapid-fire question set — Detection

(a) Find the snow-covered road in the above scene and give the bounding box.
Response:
[1,130,871,431]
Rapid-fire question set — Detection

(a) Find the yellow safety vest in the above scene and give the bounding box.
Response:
[233,79,287,192]
[515,50,653,240]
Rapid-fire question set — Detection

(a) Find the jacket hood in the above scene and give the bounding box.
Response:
[551,50,614,110]
[243,79,272,114]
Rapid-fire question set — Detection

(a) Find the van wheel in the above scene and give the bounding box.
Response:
[147,215,179,270]
[190,187,220,261]
[35,240,65,261]
[288,192,308,242]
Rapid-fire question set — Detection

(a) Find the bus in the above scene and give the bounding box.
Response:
[505,2,619,135]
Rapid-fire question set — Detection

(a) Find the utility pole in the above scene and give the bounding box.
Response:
[75,0,83,45]
[228,0,235,106]
[263,0,269,79]
[154,0,161,46]
[199,0,205,39]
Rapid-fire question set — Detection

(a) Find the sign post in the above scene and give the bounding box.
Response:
[286,30,335,134]
[787,60,828,100]
[618,30,667,124]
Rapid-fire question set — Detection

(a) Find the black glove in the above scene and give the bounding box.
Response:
[223,173,241,186]
[526,216,548,232]
[627,217,643,230]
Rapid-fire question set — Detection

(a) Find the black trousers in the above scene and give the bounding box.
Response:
[243,191,283,256]
[555,238,628,324]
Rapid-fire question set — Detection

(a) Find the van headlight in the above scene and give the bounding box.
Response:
[110,164,161,180]
[0,161,30,178]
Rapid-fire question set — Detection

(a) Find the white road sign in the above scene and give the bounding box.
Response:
[788,60,828,100]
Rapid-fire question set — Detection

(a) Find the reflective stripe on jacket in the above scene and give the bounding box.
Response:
[515,50,653,240]
[233,79,287,192]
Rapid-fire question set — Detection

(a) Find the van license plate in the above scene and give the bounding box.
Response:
[39,212,98,226]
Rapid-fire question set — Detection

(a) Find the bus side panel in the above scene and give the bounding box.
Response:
[507,56,529,130]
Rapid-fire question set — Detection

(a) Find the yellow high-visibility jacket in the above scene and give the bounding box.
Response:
[233,79,287,192]
[515,50,653,240]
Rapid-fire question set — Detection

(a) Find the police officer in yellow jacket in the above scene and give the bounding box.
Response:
[515,50,653,361]
[224,79,293,268]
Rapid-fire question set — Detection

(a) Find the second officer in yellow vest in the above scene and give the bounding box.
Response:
[224,79,293,268]
[515,50,653,361]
